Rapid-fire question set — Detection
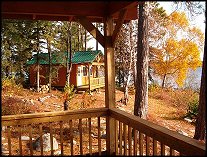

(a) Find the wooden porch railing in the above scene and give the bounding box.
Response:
[90,77,105,86]
[1,108,205,156]
[109,108,205,156]
[89,77,105,91]
[77,77,105,91]
[1,108,108,156]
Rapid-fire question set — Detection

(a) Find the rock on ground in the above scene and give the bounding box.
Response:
[33,133,59,152]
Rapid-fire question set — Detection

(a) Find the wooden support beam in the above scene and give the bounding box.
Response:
[76,16,105,48]
[112,9,127,46]
[104,16,116,155]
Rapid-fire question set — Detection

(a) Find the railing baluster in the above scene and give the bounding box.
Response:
[98,117,101,155]
[119,121,123,155]
[128,126,132,156]
[89,118,92,155]
[133,129,137,156]
[146,136,150,155]
[139,132,143,155]
[153,139,157,156]
[60,121,63,156]
[79,119,83,155]
[170,148,175,156]
[29,124,33,156]
[161,143,165,156]
[115,120,118,155]
[39,123,43,156]
[123,124,127,156]
[7,126,12,155]
[18,125,22,156]
[69,120,73,156]
[49,122,54,156]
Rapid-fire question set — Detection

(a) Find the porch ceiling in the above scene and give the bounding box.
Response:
[1,1,139,22]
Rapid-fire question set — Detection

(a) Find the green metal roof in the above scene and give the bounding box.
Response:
[26,50,103,65]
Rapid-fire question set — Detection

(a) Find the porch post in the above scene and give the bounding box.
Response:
[104,16,116,155]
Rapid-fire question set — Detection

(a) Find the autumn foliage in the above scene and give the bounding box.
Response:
[150,11,203,87]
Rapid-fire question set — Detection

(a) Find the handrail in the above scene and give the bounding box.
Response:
[109,108,205,156]
[2,107,108,126]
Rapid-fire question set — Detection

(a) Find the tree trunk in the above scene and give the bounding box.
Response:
[78,24,80,51]
[47,39,52,93]
[80,25,84,51]
[36,21,40,92]
[66,22,72,85]
[85,29,87,51]
[118,64,121,87]
[124,74,131,105]
[134,2,149,119]
[96,22,99,51]
[194,24,206,141]
[162,74,166,88]
[5,66,9,77]
[124,25,134,105]
[68,28,72,83]
[133,50,137,87]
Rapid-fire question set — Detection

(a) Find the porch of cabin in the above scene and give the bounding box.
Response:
[74,62,105,92]
[76,77,105,91]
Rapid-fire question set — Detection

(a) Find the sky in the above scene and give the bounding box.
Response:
[87,1,206,59]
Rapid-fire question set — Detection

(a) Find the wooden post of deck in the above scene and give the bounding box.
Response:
[104,16,116,155]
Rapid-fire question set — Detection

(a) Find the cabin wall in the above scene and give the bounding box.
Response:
[70,64,77,86]
[52,65,66,87]
[29,64,78,87]
[29,63,103,88]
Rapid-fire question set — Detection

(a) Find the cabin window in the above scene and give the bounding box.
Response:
[83,66,87,76]
[78,67,81,76]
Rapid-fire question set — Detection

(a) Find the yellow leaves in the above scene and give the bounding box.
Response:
[150,37,202,87]
[168,11,189,29]
[165,38,180,55]
[176,68,187,87]
[150,10,204,88]
[166,11,190,37]
[190,27,204,40]
[189,26,205,48]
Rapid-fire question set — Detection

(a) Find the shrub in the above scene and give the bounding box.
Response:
[148,83,160,92]
[185,97,199,119]
[63,83,76,102]
[2,77,23,95]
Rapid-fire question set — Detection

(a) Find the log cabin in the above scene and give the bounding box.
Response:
[27,50,105,90]
[1,1,205,156]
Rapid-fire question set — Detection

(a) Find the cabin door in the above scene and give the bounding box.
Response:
[77,66,82,86]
